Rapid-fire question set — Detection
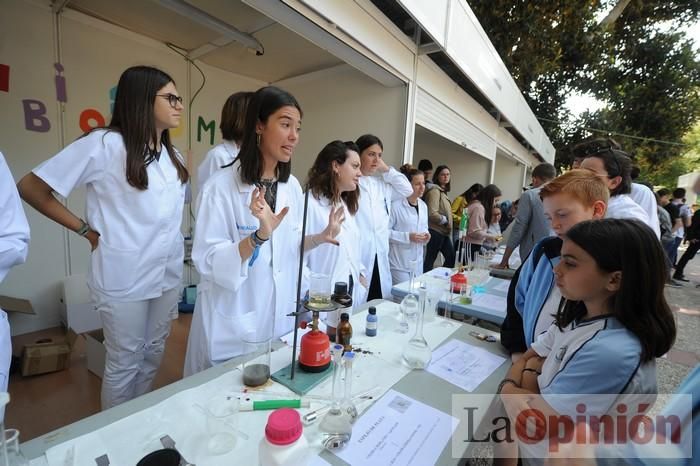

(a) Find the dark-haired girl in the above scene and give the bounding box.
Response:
[355,134,412,301]
[18,66,189,409]
[184,86,341,376]
[197,91,252,189]
[305,140,366,332]
[498,219,676,462]
[389,164,429,284]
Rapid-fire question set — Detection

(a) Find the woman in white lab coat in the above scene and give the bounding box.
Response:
[389,165,430,285]
[197,91,251,190]
[0,151,30,401]
[305,140,366,335]
[184,86,343,376]
[355,134,413,301]
[18,66,189,409]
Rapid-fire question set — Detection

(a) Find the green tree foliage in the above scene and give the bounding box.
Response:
[469,0,700,181]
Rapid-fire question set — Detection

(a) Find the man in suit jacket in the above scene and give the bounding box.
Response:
[495,163,556,268]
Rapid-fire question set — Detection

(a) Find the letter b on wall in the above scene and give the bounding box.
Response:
[22,99,51,132]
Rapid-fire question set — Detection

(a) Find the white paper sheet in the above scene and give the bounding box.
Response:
[426,339,506,392]
[426,267,452,279]
[470,292,507,312]
[336,389,457,466]
[491,279,511,293]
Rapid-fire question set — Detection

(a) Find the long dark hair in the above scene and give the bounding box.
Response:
[107,66,189,190]
[460,183,483,202]
[306,140,360,214]
[475,184,501,225]
[220,91,252,143]
[432,165,451,193]
[556,219,676,362]
[236,86,302,185]
[356,134,383,153]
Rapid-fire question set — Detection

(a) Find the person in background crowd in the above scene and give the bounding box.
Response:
[575,137,660,237]
[658,188,683,273]
[450,183,483,249]
[197,91,251,189]
[389,164,430,284]
[673,191,700,282]
[355,134,413,300]
[495,163,556,269]
[464,184,502,261]
[656,191,682,288]
[482,205,502,251]
[0,151,30,415]
[580,148,657,236]
[18,66,189,409]
[417,159,433,189]
[670,187,692,275]
[424,165,455,271]
[629,164,661,238]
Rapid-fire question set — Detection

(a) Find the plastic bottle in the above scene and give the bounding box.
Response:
[337,313,353,351]
[259,408,310,466]
[365,306,377,337]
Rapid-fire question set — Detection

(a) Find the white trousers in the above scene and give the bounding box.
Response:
[96,288,178,410]
[0,311,10,421]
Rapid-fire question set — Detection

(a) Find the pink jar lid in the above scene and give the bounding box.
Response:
[265,408,303,445]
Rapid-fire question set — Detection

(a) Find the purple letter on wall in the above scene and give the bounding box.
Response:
[22,99,51,132]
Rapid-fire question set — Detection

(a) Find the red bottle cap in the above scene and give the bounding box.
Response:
[265,408,303,445]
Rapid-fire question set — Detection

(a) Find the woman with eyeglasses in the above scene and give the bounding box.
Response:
[18,66,189,409]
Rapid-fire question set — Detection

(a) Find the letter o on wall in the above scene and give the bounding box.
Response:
[79,109,106,133]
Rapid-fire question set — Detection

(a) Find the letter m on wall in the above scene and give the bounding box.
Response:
[197,117,215,145]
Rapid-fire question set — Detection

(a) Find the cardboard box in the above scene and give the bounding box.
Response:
[0,295,35,315]
[85,329,106,379]
[60,274,102,334]
[20,330,77,377]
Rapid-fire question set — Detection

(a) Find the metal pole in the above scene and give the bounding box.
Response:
[291,187,310,380]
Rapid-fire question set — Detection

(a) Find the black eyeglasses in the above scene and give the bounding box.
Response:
[157,93,183,109]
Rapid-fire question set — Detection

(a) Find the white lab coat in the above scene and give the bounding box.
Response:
[0,151,30,400]
[33,130,186,302]
[389,197,428,285]
[185,161,304,375]
[197,141,238,191]
[606,194,654,232]
[629,183,661,239]
[356,168,413,299]
[304,193,367,323]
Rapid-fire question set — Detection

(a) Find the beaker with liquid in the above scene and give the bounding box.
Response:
[243,332,272,387]
[308,273,332,309]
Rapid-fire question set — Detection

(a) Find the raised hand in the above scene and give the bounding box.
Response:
[317,205,345,246]
[249,186,289,238]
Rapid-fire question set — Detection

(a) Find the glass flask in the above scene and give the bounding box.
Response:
[401,286,432,369]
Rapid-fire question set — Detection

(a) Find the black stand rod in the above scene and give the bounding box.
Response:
[291,187,310,380]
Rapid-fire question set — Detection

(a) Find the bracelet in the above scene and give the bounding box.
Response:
[497,378,520,394]
[251,230,268,247]
[75,219,90,237]
[522,368,541,375]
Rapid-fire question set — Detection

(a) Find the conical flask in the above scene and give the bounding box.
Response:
[401,286,432,369]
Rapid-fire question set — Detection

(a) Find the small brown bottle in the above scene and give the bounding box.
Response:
[329,281,352,342]
[337,312,353,352]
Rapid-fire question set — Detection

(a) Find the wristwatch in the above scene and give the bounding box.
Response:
[251,230,268,246]
[76,219,91,237]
